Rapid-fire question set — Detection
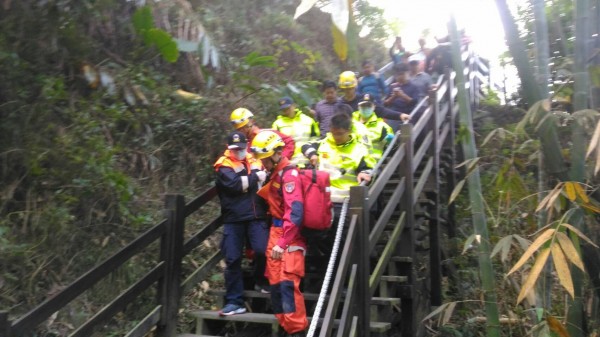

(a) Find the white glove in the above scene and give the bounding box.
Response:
[256,171,267,182]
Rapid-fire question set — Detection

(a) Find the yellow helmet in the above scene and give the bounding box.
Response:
[250,130,285,159]
[230,108,254,129]
[338,71,358,89]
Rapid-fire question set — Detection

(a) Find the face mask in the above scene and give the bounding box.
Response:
[360,106,374,118]
[233,149,247,160]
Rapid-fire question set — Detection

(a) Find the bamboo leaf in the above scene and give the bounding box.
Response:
[462,234,480,254]
[595,146,600,175]
[556,232,585,271]
[586,120,600,158]
[422,302,450,322]
[560,223,599,247]
[517,248,551,304]
[293,0,319,19]
[581,201,600,213]
[507,229,554,276]
[466,157,481,177]
[442,301,457,325]
[564,182,577,201]
[573,183,589,203]
[491,235,512,262]
[513,234,531,251]
[481,128,498,147]
[331,24,348,62]
[551,244,574,299]
[449,179,466,205]
[546,315,570,337]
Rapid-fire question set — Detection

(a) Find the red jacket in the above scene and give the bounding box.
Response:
[257,157,306,249]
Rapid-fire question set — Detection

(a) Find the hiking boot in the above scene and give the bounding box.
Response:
[219,303,246,316]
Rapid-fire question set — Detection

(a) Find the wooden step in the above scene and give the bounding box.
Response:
[380,275,408,283]
[206,290,400,306]
[188,311,391,333]
[391,256,413,263]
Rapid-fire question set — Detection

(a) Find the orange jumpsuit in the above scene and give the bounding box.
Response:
[257,157,308,335]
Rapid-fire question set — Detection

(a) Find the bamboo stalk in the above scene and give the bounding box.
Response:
[448,15,501,337]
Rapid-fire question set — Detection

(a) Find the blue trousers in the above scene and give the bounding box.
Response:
[221,220,269,305]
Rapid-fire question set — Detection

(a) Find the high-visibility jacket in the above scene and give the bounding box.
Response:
[352,119,372,148]
[214,150,267,223]
[272,109,320,167]
[302,135,375,203]
[352,111,393,161]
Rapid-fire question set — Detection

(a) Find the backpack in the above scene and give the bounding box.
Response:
[282,167,333,235]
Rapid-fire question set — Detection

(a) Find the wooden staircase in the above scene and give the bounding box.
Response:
[0,46,488,337]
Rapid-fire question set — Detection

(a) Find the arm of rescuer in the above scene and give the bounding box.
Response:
[215,165,264,194]
[273,129,296,160]
[272,168,305,259]
[374,102,410,123]
[301,141,372,184]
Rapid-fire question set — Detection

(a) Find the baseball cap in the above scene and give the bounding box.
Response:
[227,131,248,149]
[278,96,294,110]
[358,94,375,106]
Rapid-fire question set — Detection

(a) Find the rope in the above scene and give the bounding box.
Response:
[306,197,350,337]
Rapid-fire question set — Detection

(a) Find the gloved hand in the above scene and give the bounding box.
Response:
[384,133,394,142]
[256,170,267,182]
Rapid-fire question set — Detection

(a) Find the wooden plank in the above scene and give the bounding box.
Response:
[349,316,358,337]
[10,221,166,336]
[184,186,218,217]
[335,265,357,337]
[70,264,164,337]
[412,130,433,172]
[438,124,450,152]
[368,145,405,208]
[183,215,222,256]
[181,250,223,294]
[368,179,404,253]
[413,157,433,206]
[320,215,358,337]
[124,305,162,337]
[369,213,406,296]
[380,276,408,283]
[205,290,400,306]
[187,310,390,333]
[412,106,431,139]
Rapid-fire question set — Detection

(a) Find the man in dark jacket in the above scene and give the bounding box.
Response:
[214,131,270,316]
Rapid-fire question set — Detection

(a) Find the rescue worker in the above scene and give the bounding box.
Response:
[214,131,270,316]
[338,71,361,111]
[250,130,308,337]
[353,94,393,162]
[302,113,375,205]
[271,97,320,167]
[333,103,372,149]
[230,107,296,160]
[301,113,375,257]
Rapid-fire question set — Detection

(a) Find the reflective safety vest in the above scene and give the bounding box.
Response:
[272,109,320,167]
[315,134,376,203]
[352,111,393,161]
[351,120,372,149]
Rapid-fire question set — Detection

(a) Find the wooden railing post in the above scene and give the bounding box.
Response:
[156,194,185,337]
[428,88,442,306]
[349,186,370,337]
[445,69,457,238]
[1,311,10,337]
[398,123,416,337]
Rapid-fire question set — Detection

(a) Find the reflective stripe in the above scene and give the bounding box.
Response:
[331,188,350,203]
[288,246,306,256]
[241,176,249,192]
